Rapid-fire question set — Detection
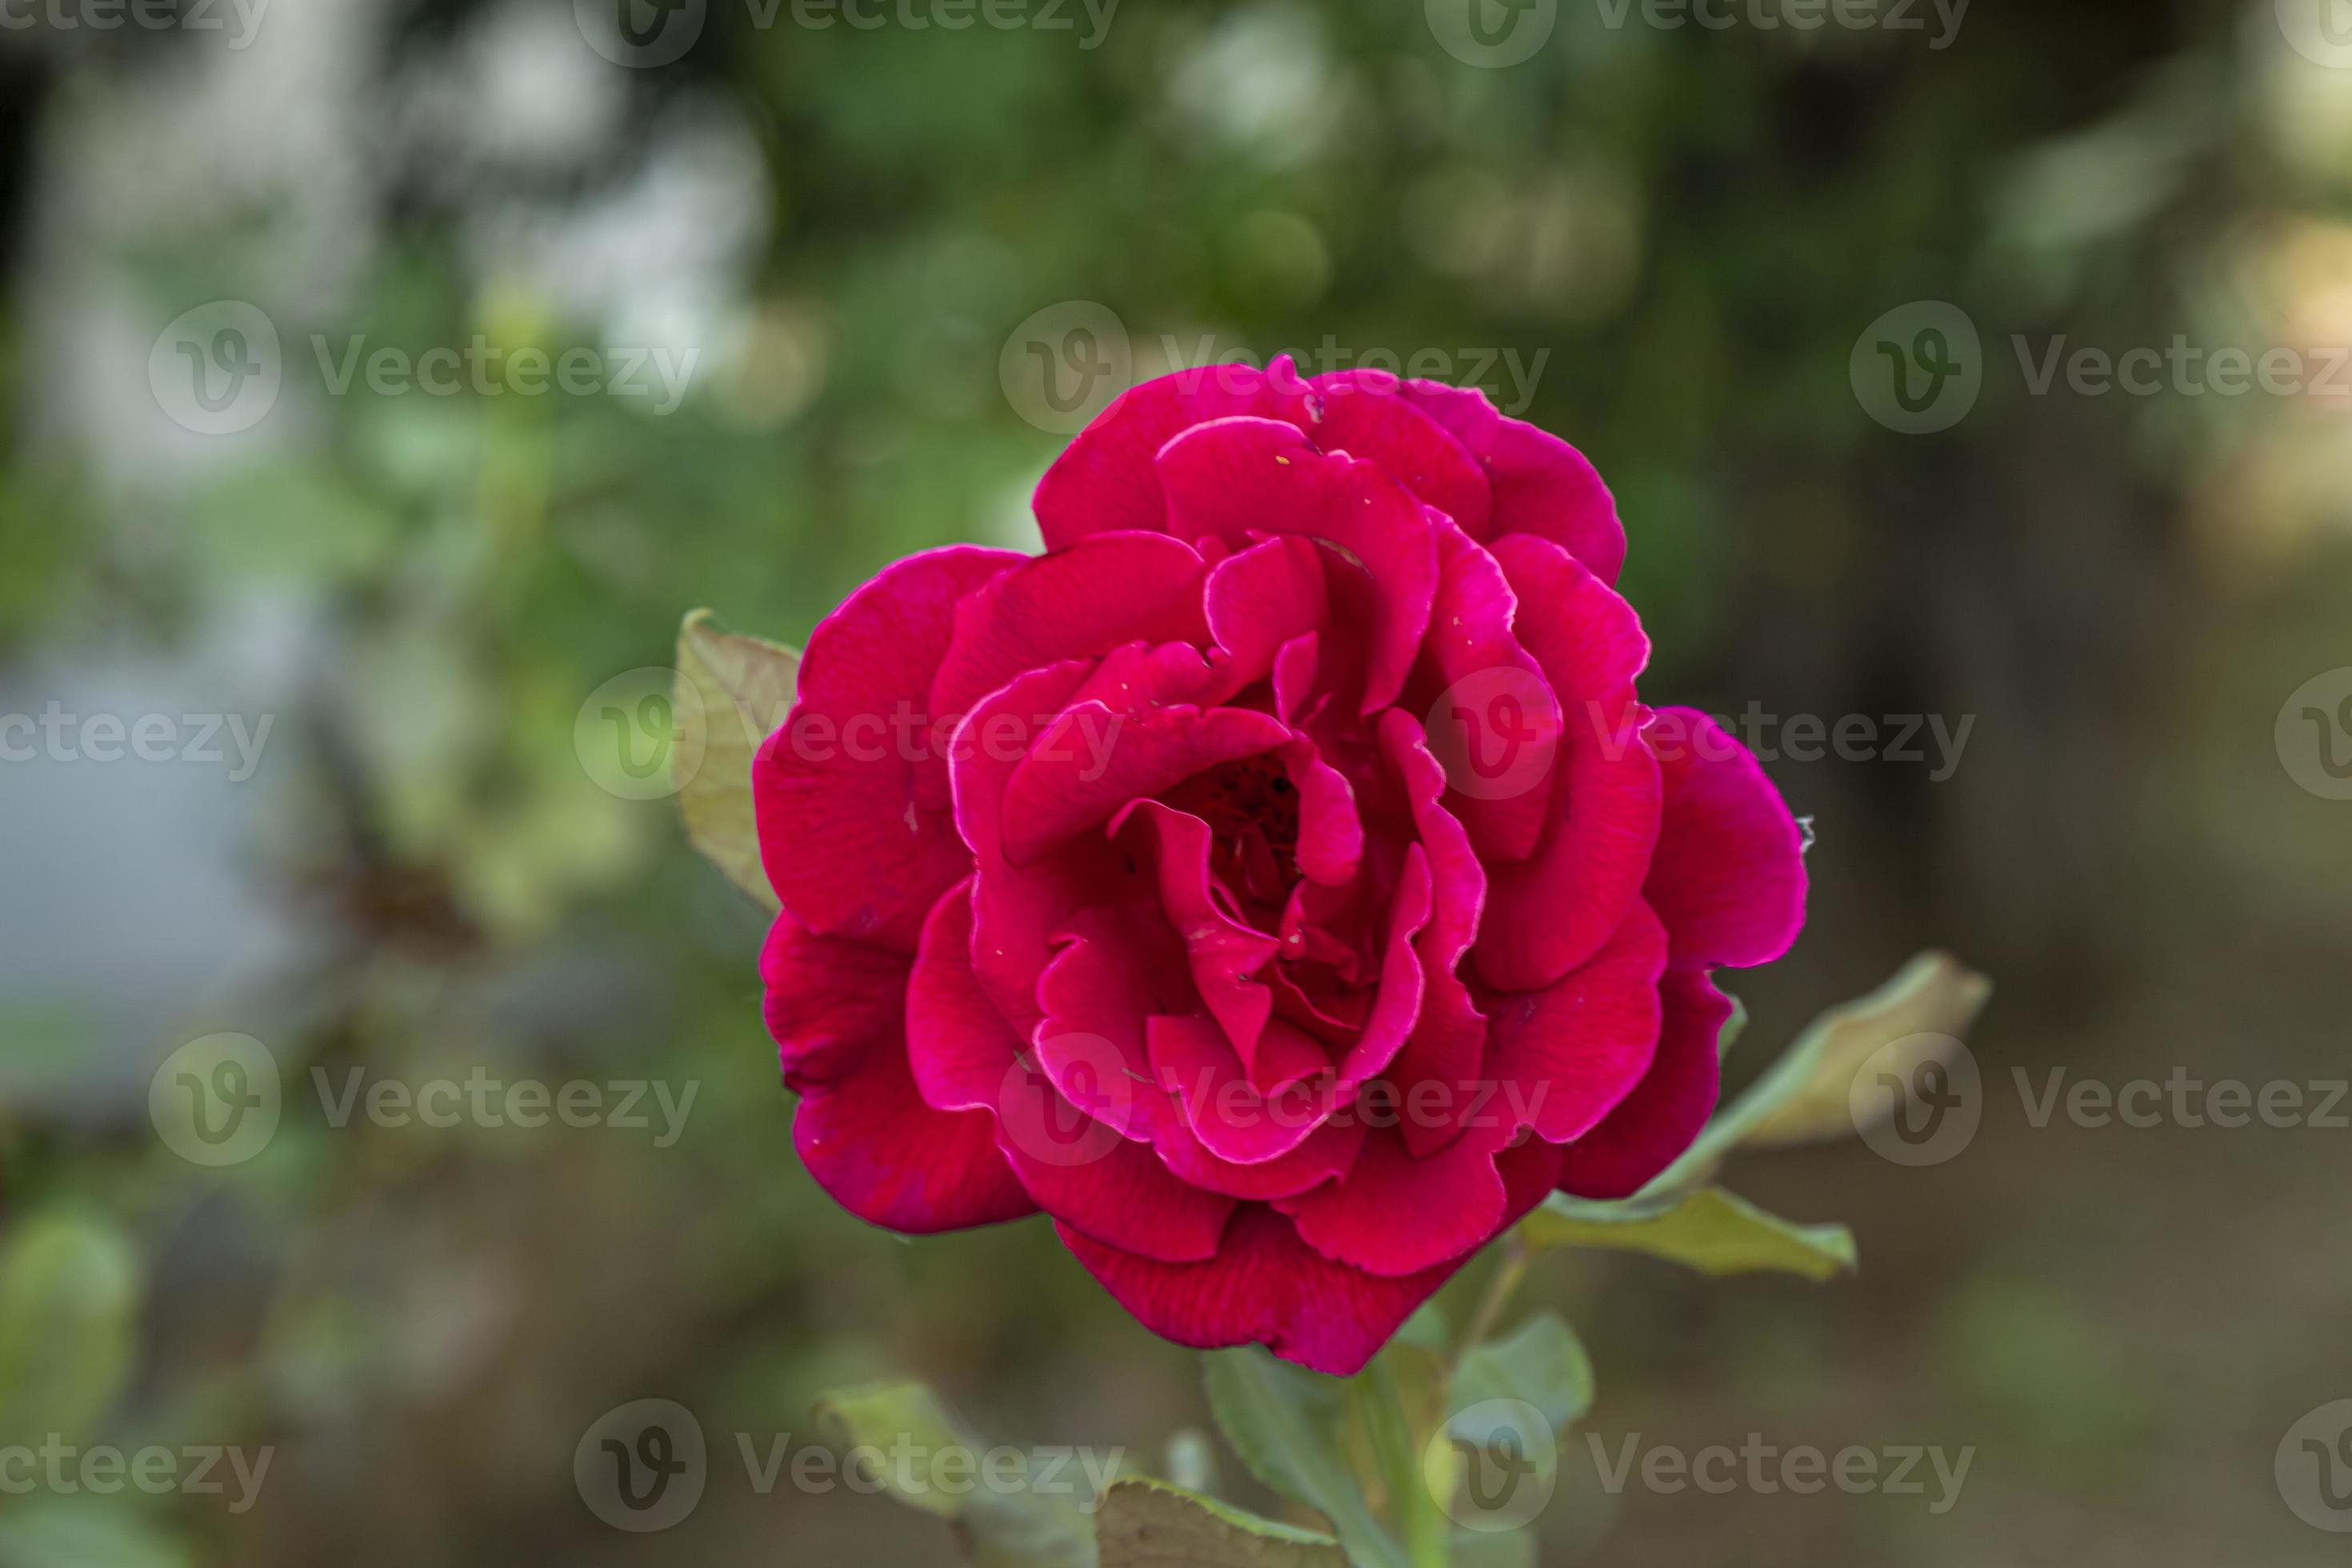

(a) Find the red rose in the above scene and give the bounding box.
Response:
[754,358,1806,1373]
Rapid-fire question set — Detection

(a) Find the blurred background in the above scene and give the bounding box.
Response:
[2,0,2350,1562]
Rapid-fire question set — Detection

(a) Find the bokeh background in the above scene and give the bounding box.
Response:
[3,0,2351,1562]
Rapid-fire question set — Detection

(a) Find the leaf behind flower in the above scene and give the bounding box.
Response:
[673,608,797,910]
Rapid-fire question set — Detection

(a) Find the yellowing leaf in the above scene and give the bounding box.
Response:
[1644,950,1990,1194]
[672,609,798,910]
[1094,1480,1343,1567]
[1520,1187,1855,1282]
[814,1381,1101,1567]
[1741,950,1992,1148]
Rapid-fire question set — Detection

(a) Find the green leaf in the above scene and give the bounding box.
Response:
[1450,1313,1593,1438]
[1202,1349,1410,1568]
[1715,994,1749,1059]
[814,1381,1099,1567]
[1520,1187,1855,1282]
[672,609,798,910]
[1646,950,1990,1194]
[1093,1480,1344,1567]
[0,1210,143,1450]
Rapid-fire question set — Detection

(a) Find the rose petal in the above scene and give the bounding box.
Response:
[1149,1014,1339,1166]
[1113,800,1282,1064]
[1054,1134,1562,1375]
[1307,370,1494,538]
[1376,710,1490,1157]
[757,544,1022,950]
[951,659,1114,1034]
[1277,1120,1518,1278]
[1643,707,1808,970]
[907,884,1233,1261]
[762,910,1033,1233]
[1485,899,1669,1144]
[1395,379,1626,584]
[928,531,1211,722]
[1034,358,1318,550]
[1474,534,1660,992]
[1002,703,1292,864]
[1154,417,1438,714]
[1555,966,1732,1200]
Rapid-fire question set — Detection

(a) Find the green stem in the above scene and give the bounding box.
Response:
[1454,1233,1531,1377]
[1358,1358,1451,1568]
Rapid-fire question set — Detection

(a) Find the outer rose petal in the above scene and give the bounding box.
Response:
[1055,1135,1563,1376]
[928,531,1210,722]
[1485,900,1669,1144]
[1555,966,1734,1200]
[1394,379,1626,585]
[762,910,1034,1233]
[907,884,1234,1262]
[1644,707,1808,970]
[1276,1119,1520,1278]
[1034,358,1318,549]
[1475,534,1661,992]
[757,545,1022,951]
[1306,370,1494,538]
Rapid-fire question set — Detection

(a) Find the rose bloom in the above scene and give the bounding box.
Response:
[754,358,1805,1374]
